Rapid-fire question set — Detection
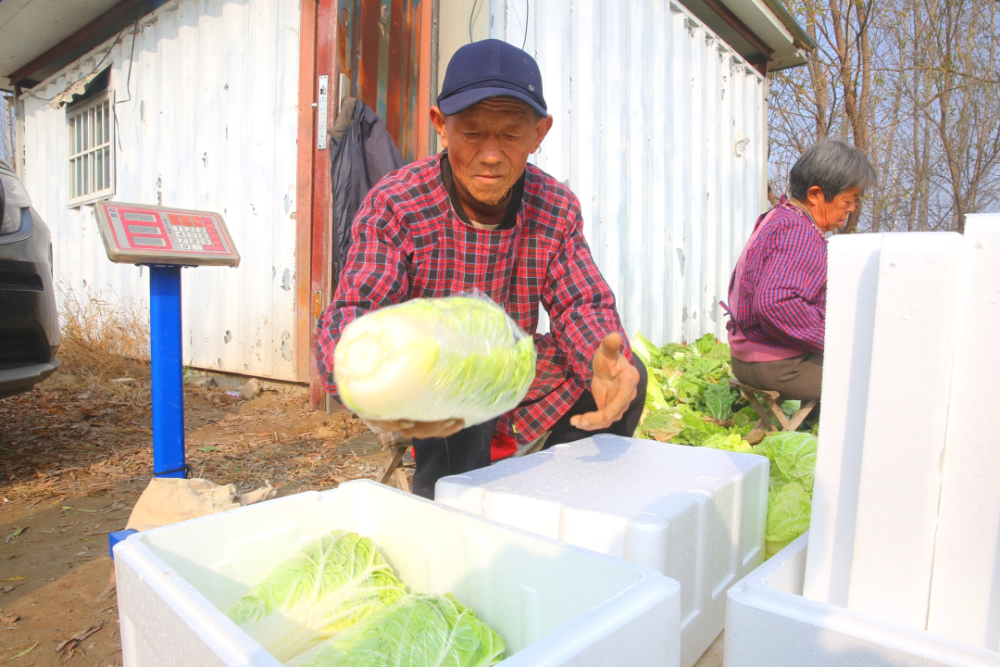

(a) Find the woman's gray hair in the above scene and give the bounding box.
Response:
[789,139,876,201]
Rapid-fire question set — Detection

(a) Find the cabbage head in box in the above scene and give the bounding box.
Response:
[334,296,536,425]
[287,593,505,667]
[758,432,818,555]
[226,530,405,662]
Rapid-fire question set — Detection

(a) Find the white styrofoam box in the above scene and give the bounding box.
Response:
[434,435,769,667]
[847,232,963,630]
[113,479,681,667]
[725,533,1000,667]
[927,214,1000,651]
[803,233,882,607]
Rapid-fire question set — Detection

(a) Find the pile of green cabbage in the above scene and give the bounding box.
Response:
[334,296,536,426]
[227,530,504,666]
[631,331,819,556]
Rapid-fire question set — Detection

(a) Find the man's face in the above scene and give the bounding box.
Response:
[431,98,553,206]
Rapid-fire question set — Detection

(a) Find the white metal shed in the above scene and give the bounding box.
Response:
[2,0,810,395]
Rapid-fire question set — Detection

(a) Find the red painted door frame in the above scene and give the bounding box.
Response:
[295,0,318,391]
[295,0,338,406]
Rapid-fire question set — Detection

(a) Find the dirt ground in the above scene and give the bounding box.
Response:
[0,291,729,666]
[0,369,396,666]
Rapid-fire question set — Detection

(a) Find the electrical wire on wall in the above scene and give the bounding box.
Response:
[113,20,140,152]
[469,1,530,50]
[522,1,529,50]
[19,21,136,104]
[469,0,479,42]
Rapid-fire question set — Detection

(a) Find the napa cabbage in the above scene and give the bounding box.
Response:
[226,530,406,662]
[631,331,663,369]
[334,296,536,425]
[758,431,818,492]
[758,432,819,555]
[700,432,755,454]
[287,593,505,667]
[765,481,812,556]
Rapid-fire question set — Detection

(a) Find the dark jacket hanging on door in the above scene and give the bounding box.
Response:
[328,97,407,285]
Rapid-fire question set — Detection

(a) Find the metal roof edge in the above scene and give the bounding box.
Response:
[757,0,817,51]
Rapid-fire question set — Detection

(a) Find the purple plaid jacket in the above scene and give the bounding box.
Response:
[316,154,630,443]
[726,198,827,355]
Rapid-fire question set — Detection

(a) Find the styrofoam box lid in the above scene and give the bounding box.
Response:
[436,435,769,667]
[437,435,768,572]
[114,480,681,667]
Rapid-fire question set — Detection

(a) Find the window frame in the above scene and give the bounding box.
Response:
[66,90,115,207]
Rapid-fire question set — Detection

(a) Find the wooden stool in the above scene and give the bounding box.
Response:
[729,378,818,434]
[374,431,413,493]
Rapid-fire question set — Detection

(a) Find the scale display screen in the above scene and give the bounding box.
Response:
[95,202,240,267]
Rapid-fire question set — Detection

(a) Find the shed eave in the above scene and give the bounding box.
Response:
[0,0,123,85]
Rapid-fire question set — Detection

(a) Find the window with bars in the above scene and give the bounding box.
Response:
[67,92,114,206]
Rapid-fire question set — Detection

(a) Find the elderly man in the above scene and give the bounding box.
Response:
[317,39,646,498]
[726,139,876,402]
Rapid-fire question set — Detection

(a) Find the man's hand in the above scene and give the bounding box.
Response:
[364,418,466,440]
[570,332,640,431]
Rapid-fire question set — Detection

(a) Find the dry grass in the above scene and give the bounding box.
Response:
[57,284,151,384]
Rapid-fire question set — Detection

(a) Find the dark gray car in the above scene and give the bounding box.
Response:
[0,158,60,398]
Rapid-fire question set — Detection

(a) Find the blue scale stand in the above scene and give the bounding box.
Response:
[93,202,240,559]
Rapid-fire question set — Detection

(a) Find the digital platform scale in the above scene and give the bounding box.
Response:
[95,202,240,267]
[95,202,240,480]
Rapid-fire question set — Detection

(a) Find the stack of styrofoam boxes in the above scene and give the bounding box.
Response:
[725,214,1000,666]
[436,434,770,667]
[114,479,682,667]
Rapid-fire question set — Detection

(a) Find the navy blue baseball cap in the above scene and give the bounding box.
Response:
[438,39,547,117]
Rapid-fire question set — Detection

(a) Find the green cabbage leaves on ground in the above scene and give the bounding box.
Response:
[228,530,504,666]
[631,332,819,556]
[334,296,536,427]
[287,593,505,667]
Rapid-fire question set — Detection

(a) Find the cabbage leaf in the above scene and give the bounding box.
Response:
[758,432,818,492]
[226,530,406,662]
[765,481,812,550]
[704,383,737,420]
[700,433,755,454]
[287,593,505,667]
[631,331,663,369]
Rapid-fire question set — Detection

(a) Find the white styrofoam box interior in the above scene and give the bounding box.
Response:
[434,435,769,667]
[927,214,1000,651]
[725,533,1000,667]
[846,232,962,630]
[804,233,882,607]
[114,480,681,667]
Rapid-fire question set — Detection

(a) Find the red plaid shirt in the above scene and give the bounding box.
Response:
[316,154,631,444]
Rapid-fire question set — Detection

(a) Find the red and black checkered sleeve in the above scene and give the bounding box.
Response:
[315,189,412,395]
[542,195,631,384]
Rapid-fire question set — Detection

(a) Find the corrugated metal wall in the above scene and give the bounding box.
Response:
[20,0,301,381]
[446,0,768,345]
[336,0,427,161]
